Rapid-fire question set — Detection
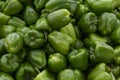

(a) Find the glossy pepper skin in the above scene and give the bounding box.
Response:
[0,72,14,80]
[58,69,82,80]
[78,12,97,33]
[86,0,114,15]
[34,69,55,80]
[98,12,117,35]
[0,53,19,73]
[24,6,39,25]
[88,63,113,80]
[47,9,70,30]
[0,25,16,38]
[8,17,26,28]
[2,0,23,15]
[68,48,88,71]
[24,30,45,49]
[0,12,10,25]
[48,53,67,73]
[16,62,37,80]
[35,18,50,31]
[27,50,47,69]
[90,41,114,63]
[4,32,23,53]
[48,31,73,55]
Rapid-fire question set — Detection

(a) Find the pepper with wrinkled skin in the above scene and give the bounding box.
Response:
[2,0,23,15]
[47,9,70,30]
[27,50,47,69]
[0,53,19,73]
[0,12,10,25]
[34,69,55,80]
[68,48,88,71]
[24,30,45,49]
[98,12,117,35]
[89,41,115,63]
[0,25,16,38]
[4,32,23,54]
[16,62,37,80]
[48,53,67,73]
[58,69,82,80]
[8,17,26,28]
[24,6,39,25]
[88,63,113,80]
[0,72,14,80]
[78,12,97,33]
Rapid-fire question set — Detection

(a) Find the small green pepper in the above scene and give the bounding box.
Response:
[2,0,23,15]
[58,69,82,80]
[47,9,70,30]
[16,62,37,80]
[34,69,55,80]
[24,30,45,49]
[48,53,67,73]
[27,50,47,69]
[0,53,19,73]
[0,72,14,80]
[0,12,10,25]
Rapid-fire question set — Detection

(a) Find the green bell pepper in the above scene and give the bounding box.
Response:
[68,48,88,71]
[0,39,6,55]
[24,30,45,49]
[48,53,67,73]
[0,12,10,25]
[98,12,117,35]
[47,9,70,30]
[88,63,113,80]
[34,0,48,10]
[16,27,30,34]
[86,0,114,15]
[48,31,73,55]
[2,0,23,15]
[0,53,19,73]
[114,46,120,65]
[0,25,16,38]
[8,17,26,28]
[111,66,120,78]
[78,12,97,33]
[0,1,4,12]
[58,69,82,80]
[24,6,39,25]
[0,72,14,80]
[35,17,50,31]
[4,32,23,53]
[27,50,47,69]
[15,62,37,80]
[34,69,55,80]
[89,41,114,63]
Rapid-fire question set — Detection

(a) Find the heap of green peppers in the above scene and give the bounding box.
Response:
[1,0,120,80]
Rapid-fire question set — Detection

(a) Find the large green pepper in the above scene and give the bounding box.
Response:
[8,17,26,28]
[0,25,16,38]
[34,69,55,80]
[24,30,45,49]
[0,39,6,55]
[2,0,23,15]
[98,12,117,35]
[86,0,114,15]
[78,12,97,33]
[16,62,37,80]
[48,31,73,55]
[24,6,39,25]
[88,63,113,80]
[68,48,88,71]
[0,53,19,73]
[0,72,14,80]
[27,50,47,69]
[58,69,82,80]
[47,9,70,30]
[89,41,114,63]
[4,32,23,53]
[48,53,67,73]
[0,12,10,25]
